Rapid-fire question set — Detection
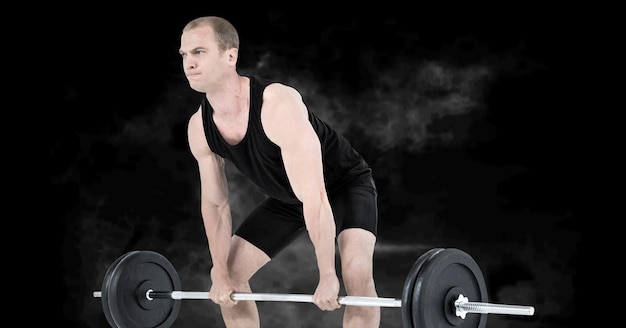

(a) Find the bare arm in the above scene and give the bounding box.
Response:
[187,109,237,305]
[261,84,340,310]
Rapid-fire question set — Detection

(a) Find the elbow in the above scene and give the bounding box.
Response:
[201,197,230,217]
[301,189,333,224]
[300,188,329,208]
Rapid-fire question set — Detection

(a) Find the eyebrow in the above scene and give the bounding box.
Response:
[179,46,207,55]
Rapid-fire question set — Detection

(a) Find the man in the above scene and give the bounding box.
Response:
[181,16,380,327]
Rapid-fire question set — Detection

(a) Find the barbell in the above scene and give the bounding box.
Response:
[93,248,535,328]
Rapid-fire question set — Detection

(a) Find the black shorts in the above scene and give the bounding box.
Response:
[234,174,378,259]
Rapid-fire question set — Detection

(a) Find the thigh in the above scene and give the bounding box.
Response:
[228,235,271,284]
[337,228,377,281]
[234,198,306,259]
[337,228,377,260]
[330,174,378,237]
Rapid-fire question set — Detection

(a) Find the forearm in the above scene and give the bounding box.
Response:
[202,201,233,276]
[303,194,337,276]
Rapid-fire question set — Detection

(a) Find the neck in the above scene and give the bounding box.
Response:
[206,75,248,116]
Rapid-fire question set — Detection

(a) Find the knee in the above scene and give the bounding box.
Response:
[234,280,252,292]
[224,261,251,287]
[341,258,374,292]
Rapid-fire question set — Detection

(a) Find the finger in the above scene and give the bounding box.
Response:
[221,293,236,304]
[321,300,339,311]
[208,292,219,304]
[210,292,234,306]
[216,296,237,308]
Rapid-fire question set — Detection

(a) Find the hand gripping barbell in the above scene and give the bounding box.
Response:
[92,248,535,328]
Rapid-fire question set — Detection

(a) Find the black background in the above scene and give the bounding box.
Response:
[50,6,581,327]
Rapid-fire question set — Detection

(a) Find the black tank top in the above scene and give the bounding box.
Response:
[201,75,371,204]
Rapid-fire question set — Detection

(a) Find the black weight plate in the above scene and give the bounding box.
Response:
[102,251,135,327]
[102,251,181,328]
[411,248,488,328]
[401,248,445,328]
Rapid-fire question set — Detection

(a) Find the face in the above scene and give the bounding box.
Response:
[179,26,232,92]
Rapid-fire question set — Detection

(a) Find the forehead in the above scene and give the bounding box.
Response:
[180,26,217,50]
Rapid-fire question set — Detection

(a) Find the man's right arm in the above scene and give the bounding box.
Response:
[187,109,237,306]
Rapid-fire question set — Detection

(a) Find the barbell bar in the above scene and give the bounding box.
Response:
[93,248,536,328]
[93,290,403,307]
[93,290,534,316]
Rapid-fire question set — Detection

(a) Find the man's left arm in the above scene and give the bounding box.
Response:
[261,83,341,311]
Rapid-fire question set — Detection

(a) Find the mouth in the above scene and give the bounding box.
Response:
[185,72,201,79]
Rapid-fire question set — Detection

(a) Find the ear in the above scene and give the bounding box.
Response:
[227,48,238,65]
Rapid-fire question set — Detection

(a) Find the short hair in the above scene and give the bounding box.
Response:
[183,16,239,52]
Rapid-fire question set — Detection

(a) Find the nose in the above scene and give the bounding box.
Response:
[183,57,196,70]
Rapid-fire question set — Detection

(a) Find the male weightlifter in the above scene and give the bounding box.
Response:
[181,16,380,327]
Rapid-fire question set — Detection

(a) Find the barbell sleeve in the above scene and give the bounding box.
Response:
[455,294,535,318]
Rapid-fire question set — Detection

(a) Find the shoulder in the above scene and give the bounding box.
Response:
[261,82,306,120]
[263,82,302,104]
[260,83,311,144]
[188,107,203,131]
[187,106,213,156]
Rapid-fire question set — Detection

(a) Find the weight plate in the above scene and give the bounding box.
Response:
[101,251,181,328]
[411,248,488,328]
[101,251,131,327]
[401,248,445,328]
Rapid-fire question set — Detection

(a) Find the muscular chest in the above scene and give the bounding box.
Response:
[213,111,250,146]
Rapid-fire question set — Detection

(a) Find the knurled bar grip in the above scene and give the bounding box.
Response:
[173,291,402,307]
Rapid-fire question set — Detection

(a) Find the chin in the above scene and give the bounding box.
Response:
[188,82,206,93]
